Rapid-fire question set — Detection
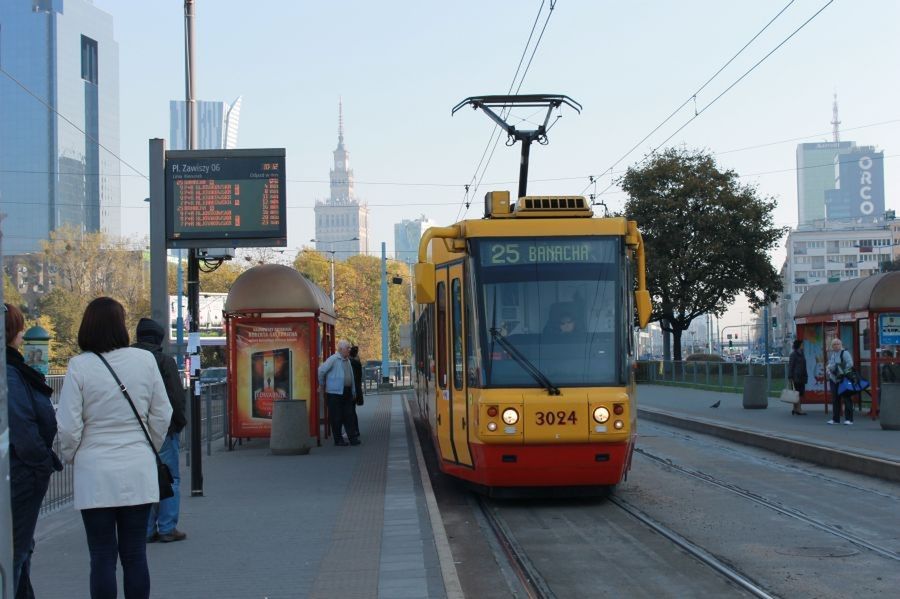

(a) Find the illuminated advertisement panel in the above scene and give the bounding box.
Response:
[231,321,311,437]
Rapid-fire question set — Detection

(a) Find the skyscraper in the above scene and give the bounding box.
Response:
[313,101,369,259]
[394,216,436,261]
[169,97,242,150]
[0,0,121,255]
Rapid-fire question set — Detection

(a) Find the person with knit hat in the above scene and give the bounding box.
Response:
[132,317,187,543]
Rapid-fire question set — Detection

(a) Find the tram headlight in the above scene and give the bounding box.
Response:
[613,420,624,430]
[487,421,498,432]
[502,408,519,425]
[593,406,610,423]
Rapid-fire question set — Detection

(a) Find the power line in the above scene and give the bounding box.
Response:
[0,66,149,181]
[583,0,835,198]
[717,118,900,155]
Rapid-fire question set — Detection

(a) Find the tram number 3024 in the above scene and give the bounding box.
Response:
[535,410,577,426]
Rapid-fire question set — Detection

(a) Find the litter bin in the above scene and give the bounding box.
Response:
[742,375,768,409]
[880,382,900,430]
[270,399,311,455]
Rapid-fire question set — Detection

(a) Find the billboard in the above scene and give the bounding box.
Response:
[165,148,287,248]
[231,321,312,437]
[825,149,885,221]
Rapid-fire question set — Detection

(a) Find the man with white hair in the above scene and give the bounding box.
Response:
[318,340,358,445]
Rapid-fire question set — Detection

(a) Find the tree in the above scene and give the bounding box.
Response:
[622,147,785,361]
[3,273,23,308]
[880,257,900,272]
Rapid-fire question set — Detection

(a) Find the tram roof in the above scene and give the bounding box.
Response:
[794,271,900,319]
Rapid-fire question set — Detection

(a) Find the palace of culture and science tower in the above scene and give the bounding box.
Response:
[313,102,369,259]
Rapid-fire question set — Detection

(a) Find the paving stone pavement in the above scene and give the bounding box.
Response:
[28,393,447,598]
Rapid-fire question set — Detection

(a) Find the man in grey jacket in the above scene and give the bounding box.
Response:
[318,340,358,446]
[133,318,188,542]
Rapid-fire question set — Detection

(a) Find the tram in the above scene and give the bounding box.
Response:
[413,95,651,494]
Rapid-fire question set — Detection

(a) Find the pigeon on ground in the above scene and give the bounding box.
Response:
[710,400,721,408]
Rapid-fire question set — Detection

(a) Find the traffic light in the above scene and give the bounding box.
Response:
[729,340,733,348]
[771,316,778,329]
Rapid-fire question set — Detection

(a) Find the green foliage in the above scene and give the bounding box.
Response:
[881,258,900,272]
[3,273,23,308]
[622,147,785,361]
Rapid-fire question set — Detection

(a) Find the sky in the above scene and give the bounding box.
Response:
[89,0,900,329]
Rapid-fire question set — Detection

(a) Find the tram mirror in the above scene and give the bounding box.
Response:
[635,290,651,329]
[415,263,436,304]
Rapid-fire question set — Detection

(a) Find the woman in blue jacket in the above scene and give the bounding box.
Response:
[5,303,62,598]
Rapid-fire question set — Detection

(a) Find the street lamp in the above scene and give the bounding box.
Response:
[310,237,359,307]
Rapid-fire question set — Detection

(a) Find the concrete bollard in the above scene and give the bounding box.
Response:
[270,399,311,455]
[880,382,900,431]
[742,375,768,409]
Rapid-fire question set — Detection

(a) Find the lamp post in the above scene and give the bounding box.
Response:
[310,237,358,308]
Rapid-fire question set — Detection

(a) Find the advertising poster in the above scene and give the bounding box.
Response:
[23,342,49,375]
[879,314,900,346]
[232,321,311,437]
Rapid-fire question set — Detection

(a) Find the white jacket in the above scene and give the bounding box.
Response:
[57,348,172,509]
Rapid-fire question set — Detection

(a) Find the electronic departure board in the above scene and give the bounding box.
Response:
[165,149,287,248]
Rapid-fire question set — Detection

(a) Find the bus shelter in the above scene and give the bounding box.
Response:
[223,264,335,447]
[794,272,900,417]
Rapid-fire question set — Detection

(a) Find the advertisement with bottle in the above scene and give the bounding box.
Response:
[231,321,311,437]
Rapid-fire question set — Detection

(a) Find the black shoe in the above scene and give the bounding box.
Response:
[158,529,186,543]
[147,531,160,543]
[335,440,349,446]
[349,438,361,446]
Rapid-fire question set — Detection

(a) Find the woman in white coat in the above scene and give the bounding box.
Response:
[57,297,172,599]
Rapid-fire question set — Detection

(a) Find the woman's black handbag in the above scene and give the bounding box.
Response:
[94,352,175,499]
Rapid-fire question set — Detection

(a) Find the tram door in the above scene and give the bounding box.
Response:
[435,270,454,462]
[449,264,473,467]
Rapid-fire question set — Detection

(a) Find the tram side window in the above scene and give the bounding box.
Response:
[452,278,464,390]
[437,281,447,389]
[465,269,481,387]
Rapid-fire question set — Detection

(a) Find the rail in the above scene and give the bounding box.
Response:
[40,376,227,516]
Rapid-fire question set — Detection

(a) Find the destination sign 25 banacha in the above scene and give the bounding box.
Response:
[479,238,615,266]
[165,148,287,248]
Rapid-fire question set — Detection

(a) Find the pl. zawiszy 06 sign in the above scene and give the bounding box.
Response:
[165,149,286,249]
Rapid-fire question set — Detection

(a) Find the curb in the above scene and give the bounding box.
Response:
[638,407,900,483]
[403,397,465,599]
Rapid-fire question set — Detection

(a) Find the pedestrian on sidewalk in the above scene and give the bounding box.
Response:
[5,303,63,598]
[348,345,364,445]
[57,297,172,599]
[318,339,358,446]
[826,338,854,425]
[788,339,808,416]
[132,318,187,543]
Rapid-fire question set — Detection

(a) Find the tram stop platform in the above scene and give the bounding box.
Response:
[30,392,462,599]
[637,384,900,483]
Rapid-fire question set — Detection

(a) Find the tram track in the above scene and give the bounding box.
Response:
[634,446,900,563]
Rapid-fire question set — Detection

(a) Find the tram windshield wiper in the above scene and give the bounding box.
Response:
[489,327,560,396]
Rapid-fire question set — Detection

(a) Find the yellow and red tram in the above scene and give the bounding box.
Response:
[413,191,651,493]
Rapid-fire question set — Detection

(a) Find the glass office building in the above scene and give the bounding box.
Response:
[0,0,120,255]
[169,97,242,151]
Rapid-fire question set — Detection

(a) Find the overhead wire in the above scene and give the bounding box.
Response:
[582,0,835,200]
[0,66,149,181]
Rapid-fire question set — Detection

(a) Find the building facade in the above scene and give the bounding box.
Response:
[394,215,436,261]
[0,0,121,255]
[313,102,369,259]
[169,97,242,150]
[777,220,896,351]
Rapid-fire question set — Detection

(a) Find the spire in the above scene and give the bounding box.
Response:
[831,92,841,142]
[338,97,344,148]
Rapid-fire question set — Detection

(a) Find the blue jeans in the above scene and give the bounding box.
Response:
[81,504,152,599]
[11,466,51,599]
[147,432,180,535]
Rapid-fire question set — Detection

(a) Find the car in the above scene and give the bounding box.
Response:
[200,367,227,385]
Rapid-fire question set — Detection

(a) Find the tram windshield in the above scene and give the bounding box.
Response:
[470,237,626,388]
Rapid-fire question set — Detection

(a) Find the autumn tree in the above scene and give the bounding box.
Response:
[3,273,23,308]
[622,147,785,361]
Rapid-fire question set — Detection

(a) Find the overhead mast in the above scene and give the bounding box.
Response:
[831,92,841,142]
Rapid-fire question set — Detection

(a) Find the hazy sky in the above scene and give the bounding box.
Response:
[90,0,899,328]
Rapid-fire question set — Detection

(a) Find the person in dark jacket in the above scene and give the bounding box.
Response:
[788,338,809,416]
[5,302,63,598]
[132,318,187,543]
[347,346,364,445]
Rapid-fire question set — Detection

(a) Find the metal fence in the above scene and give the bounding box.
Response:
[40,376,227,516]
[635,360,791,395]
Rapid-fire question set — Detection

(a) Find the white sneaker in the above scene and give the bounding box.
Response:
[843,421,853,425]
[827,420,837,424]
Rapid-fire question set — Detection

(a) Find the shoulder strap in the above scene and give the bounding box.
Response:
[93,352,163,462]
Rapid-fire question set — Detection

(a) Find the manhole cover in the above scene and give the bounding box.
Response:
[775,546,859,558]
